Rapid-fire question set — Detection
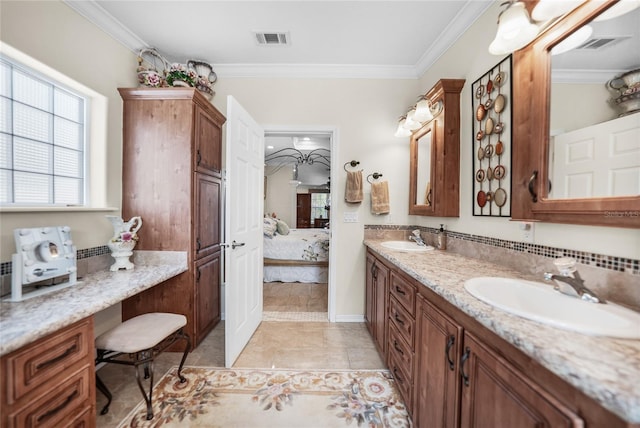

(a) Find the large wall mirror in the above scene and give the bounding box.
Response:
[408,79,465,217]
[512,1,639,227]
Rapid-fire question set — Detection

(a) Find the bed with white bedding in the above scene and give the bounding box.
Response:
[263,228,329,283]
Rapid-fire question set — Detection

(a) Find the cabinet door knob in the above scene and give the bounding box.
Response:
[196,238,202,251]
[197,150,202,165]
[393,339,404,355]
[395,286,406,295]
[394,312,405,325]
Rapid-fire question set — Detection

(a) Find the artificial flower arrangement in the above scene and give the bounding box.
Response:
[166,63,198,87]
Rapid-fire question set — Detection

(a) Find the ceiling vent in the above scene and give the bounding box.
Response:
[254,32,290,46]
[577,36,629,50]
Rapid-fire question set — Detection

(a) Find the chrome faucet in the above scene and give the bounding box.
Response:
[544,257,605,304]
[409,229,426,246]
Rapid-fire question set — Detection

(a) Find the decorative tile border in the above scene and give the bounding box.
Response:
[365,225,640,276]
[0,245,110,276]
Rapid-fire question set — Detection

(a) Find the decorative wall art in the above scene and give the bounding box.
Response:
[472,56,512,217]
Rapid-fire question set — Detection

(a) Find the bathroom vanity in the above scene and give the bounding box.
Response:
[0,251,187,427]
[364,241,640,427]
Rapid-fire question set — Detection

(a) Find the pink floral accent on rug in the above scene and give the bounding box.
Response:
[117,367,409,427]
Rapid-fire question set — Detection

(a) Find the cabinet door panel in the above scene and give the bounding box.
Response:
[414,296,462,428]
[195,252,221,344]
[195,106,222,176]
[195,174,221,260]
[460,332,584,428]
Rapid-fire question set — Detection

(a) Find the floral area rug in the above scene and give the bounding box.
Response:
[117,366,410,428]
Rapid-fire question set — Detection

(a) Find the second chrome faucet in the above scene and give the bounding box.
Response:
[544,257,605,304]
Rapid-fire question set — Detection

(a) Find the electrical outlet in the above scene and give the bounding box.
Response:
[520,222,534,243]
[343,212,358,223]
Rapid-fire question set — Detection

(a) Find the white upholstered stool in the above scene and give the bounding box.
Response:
[95,312,191,420]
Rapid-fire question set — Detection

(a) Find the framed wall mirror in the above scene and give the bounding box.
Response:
[512,1,640,228]
[408,79,465,217]
[409,122,436,215]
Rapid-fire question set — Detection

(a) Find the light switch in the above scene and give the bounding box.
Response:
[343,212,358,223]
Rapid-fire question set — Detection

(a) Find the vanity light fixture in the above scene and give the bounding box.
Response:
[394,116,412,138]
[489,1,540,55]
[394,99,443,137]
[531,0,584,22]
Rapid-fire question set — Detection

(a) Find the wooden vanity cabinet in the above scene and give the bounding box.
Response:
[0,317,95,427]
[365,248,632,427]
[365,251,389,356]
[119,88,225,349]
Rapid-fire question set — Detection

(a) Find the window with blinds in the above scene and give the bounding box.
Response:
[0,57,86,206]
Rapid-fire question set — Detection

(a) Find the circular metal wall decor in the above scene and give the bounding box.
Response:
[494,188,507,207]
[494,165,506,180]
[477,146,485,160]
[477,190,487,207]
[475,84,485,99]
[485,144,494,158]
[495,140,504,156]
[476,104,487,121]
[494,94,506,113]
[476,130,485,141]
[494,71,507,87]
[475,169,486,182]
[485,117,495,135]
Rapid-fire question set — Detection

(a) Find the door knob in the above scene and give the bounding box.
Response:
[231,240,245,249]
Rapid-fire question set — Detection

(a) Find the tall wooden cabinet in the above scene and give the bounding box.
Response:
[365,251,389,356]
[118,88,226,348]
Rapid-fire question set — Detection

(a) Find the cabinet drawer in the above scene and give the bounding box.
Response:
[389,272,416,315]
[6,367,91,428]
[388,322,413,378]
[389,296,415,349]
[3,318,92,404]
[388,351,413,413]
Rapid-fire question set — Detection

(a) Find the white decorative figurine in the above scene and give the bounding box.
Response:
[106,216,142,271]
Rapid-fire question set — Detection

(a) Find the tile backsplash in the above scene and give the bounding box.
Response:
[365,225,640,311]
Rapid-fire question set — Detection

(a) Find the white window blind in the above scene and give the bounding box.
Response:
[0,58,86,206]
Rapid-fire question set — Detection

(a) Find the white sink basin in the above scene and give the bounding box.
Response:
[381,241,434,252]
[464,277,640,339]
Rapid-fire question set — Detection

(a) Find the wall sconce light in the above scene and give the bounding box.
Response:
[394,99,443,137]
[489,1,539,55]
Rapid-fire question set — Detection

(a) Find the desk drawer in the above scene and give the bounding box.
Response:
[389,296,415,349]
[389,272,416,315]
[6,367,91,428]
[3,318,92,404]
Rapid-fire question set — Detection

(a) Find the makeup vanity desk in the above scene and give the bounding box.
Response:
[0,251,187,427]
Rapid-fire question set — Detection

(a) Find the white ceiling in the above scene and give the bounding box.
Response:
[66,0,492,79]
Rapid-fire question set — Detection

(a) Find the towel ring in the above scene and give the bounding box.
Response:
[343,160,360,171]
[367,172,383,184]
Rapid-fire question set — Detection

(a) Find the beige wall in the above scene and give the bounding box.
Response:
[264,165,296,226]
[0,1,137,260]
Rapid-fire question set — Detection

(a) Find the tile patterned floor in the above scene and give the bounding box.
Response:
[263,282,328,312]
[95,321,384,427]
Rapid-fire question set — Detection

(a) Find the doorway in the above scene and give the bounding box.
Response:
[263,127,337,321]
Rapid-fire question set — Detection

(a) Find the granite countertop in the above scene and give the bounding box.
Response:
[364,239,640,424]
[0,251,188,357]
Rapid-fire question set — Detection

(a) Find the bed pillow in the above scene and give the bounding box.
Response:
[276,219,290,235]
[263,217,277,237]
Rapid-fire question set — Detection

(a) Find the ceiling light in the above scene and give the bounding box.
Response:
[532,0,584,21]
[594,0,640,21]
[551,25,593,55]
[403,108,422,131]
[489,1,540,55]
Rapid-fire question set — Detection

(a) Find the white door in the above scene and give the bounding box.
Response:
[224,96,264,367]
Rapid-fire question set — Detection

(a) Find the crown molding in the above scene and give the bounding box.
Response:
[63,0,486,80]
[63,0,147,52]
[415,0,493,77]
[552,68,622,84]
